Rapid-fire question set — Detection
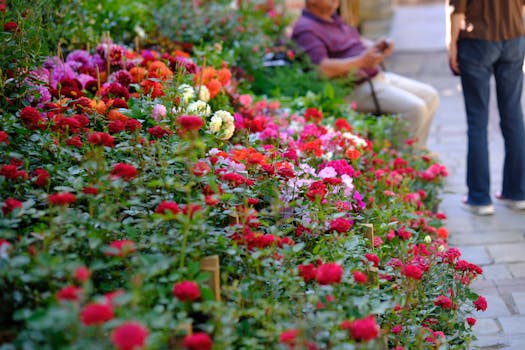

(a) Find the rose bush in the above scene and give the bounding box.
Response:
[0,35,486,350]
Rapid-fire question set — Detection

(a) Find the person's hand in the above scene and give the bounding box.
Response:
[382,39,394,56]
[359,47,384,69]
[448,41,460,76]
[375,38,394,56]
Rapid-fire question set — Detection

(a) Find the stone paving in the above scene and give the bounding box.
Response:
[386,4,525,349]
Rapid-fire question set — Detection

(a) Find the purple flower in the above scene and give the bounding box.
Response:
[66,50,94,71]
[353,191,366,209]
[259,123,279,140]
[234,112,246,129]
[92,54,106,72]
[141,49,156,62]
[29,67,50,85]
[77,74,96,89]
[43,56,61,70]
[109,70,132,88]
[152,104,167,122]
[97,42,125,65]
[324,159,354,177]
[49,62,76,89]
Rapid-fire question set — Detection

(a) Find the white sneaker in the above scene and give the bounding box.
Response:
[495,193,525,211]
[499,199,525,211]
[462,202,495,216]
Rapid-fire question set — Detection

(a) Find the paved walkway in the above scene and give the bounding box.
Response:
[386,3,525,349]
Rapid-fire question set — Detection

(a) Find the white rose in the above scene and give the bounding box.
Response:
[213,110,234,123]
[221,124,235,140]
[209,115,223,133]
[178,84,195,104]
[343,132,367,148]
[186,101,211,117]
[197,85,210,102]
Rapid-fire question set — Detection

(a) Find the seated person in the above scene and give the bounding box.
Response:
[291,0,439,150]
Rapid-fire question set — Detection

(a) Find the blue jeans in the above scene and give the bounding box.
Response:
[458,37,525,205]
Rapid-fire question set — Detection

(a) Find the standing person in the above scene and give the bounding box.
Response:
[449,0,525,215]
[291,0,439,150]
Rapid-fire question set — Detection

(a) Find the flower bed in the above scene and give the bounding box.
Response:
[0,39,487,349]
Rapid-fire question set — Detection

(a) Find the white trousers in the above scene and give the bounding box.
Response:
[350,72,440,149]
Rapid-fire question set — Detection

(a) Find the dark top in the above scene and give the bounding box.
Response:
[450,0,525,41]
[291,9,378,80]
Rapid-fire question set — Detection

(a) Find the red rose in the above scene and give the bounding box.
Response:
[306,181,327,202]
[0,130,8,144]
[80,302,114,326]
[20,106,47,130]
[111,163,138,181]
[329,217,353,233]
[247,198,259,205]
[106,240,136,257]
[391,325,402,334]
[15,161,28,172]
[4,21,18,32]
[364,253,380,267]
[0,164,24,180]
[254,234,276,248]
[172,280,201,302]
[466,317,476,326]
[442,247,461,264]
[182,203,202,219]
[65,135,83,148]
[83,187,99,195]
[340,320,351,330]
[352,270,368,284]
[177,115,204,132]
[125,119,142,132]
[56,285,82,302]
[279,329,300,348]
[155,201,180,215]
[222,172,248,186]
[111,322,148,350]
[147,125,173,138]
[183,332,213,350]
[48,192,76,206]
[2,198,22,215]
[437,227,449,239]
[348,315,380,342]
[205,195,219,206]
[88,131,115,147]
[315,262,343,285]
[473,295,487,311]
[298,264,317,282]
[304,107,323,123]
[276,164,294,178]
[75,266,91,283]
[455,260,483,275]
[71,113,91,127]
[277,237,295,248]
[108,120,125,134]
[335,118,352,132]
[401,264,423,280]
[295,225,312,237]
[141,80,164,98]
[192,161,211,176]
[434,295,453,309]
[33,168,50,187]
